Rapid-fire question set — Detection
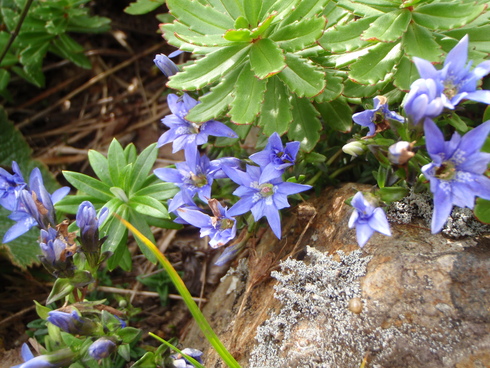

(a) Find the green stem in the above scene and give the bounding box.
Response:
[0,0,35,65]
[306,169,323,186]
[329,163,357,179]
[149,333,206,368]
[326,148,343,167]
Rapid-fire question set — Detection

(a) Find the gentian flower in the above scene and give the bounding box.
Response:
[403,78,446,125]
[154,152,216,212]
[76,201,108,253]
[88,338,117,360]
[388,141,415,165]
[47,309,97,336]
[3,168,70,243]
[421,119,490,233]
[177,199,237,248]
[352,96,404,136]
[223,165,311,239]
[154,54,179,77]
[11,343,74,368]
[0,161,26,211]
[170,348,204,368]
[249,132,300,183]
[39,227,76,277]
[348,192,391,247]
[157,93,238,158]
[413,35,490,109]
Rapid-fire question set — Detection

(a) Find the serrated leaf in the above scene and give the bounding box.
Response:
[341,0,399,14]
[319,16,374,53]
[412,2,486,31]
[444,25,490,54]
[271,16,326,52]
[167,0,235,33]
[250,12,276,38]
[349,41,402,84]
[287,96,321,151]
[343,78,386,98]
[249,38,286,79]
[167,44,251,90]
[393,56,419,91]
[258,0,282,21]
[361,9,411,42]
[258,76,292,136]
[128,143,158,195]
[208,0,242,19]
[314,72,344,103]
[229,63,267,124]
[129,196,169,219]
[124,0,166,15]
[107,139,127,187]
[402,22,442,62]
[176,29,237,46]
[88,149,112,185]
[281,0,329,24]
[316,98,352,132]
[186,65,243,122]
[223,29,253,42]
[63,171,113,202]
[240,0,261,27]
[277,53,325,98]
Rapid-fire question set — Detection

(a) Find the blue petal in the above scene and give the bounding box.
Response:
[459,120,490,156]
[201,121,238,138]
[463,90,490,104]
[154,168,183,185]
[250,199,266,221]
[348,210,359,229]
[264,202,282,238]
[259,164,282,184]
[51,186,70,204]
[355,223,375,247]
[431,186,454,234]
[424,119,445,159]
[444,35,469,72]
[369,208,391,236]
[227,197,253,216]
[413,57,439,80]
[249,149,272,168]
[275,182,311,196]
[3,216,36,243]
[167,94,180,114]
[267,132,284,151]
[177,208,211,228]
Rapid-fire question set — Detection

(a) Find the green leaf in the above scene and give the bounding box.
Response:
[475,198,490,224]
[271,16,326,52]
[249,38,286,79]
[45,17,68,35]
[88,149,112,185]
[287,96,321,151]
[133,182,179,201]
[186,66,243,122]
[349,41,402,85]
[241,0,261,27]
[124,0,166,15]
[47,278,75,305]
[319,16,374,53]
[63,171,113,202]
[208,0,242,19]
[223,29,253,42]
[107,139,127,188]
[412,2,486,31]
[361,9,411,42]
[50,34,91,69]
[229,63,267,124]
[0,69,10,91]
[167,44,251,90]
[128,143,158,195]
[258,76,293,136]
[34,300,51,319]
[166,0,235,33]
[128,211,157,264]
[280,0,329,24]
[124,143,138,164]
[128,196,169,219]
[278,53,325,98]
[55,195,105,214]
[444,25,490,54]
[393,56,420,92]
[444,114,469,133]
[101,203,129,256]
[177,29,237,47]
[316,98,352,132]
[66,15,111,33]
[250,12,276,38]
[314,72,344,103]
[20,42,50,69]
[402,22,442,62]
[117,327,142,344]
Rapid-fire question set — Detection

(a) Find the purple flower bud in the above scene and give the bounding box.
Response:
[170,348,203,368]
[154,54,179,77]
[47,310,97,336]
[76,201,108,253]
[88,338,116,360]
[0,161,26,211]
[403,79,445,125]
[388,141,415,165]
[38,227,76,277]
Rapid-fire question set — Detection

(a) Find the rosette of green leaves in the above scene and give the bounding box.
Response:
[161,0,334,151]
[56,139,179,271]
[320,0,489,95]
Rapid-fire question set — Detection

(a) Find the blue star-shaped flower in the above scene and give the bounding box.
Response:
[157,93,238,158]
[403,78,446,125]
[249,132,300,183]
[352,96,404,137]
[422,119,490,233]
[348,192,391,247]
[223,165,311,239]
[0,161,26,211]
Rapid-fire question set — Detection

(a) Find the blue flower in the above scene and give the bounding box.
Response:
[413,35,490,109]
[47,310,96,335]
[403,78,446,125]
[388,141,415,165]
[170,348,203,368]
[223,165,311,239]
[3,168,70,243]
[0,161,26,211]
[154,53,179,77]
[157,93,238,158]
[421,119,490,233]
[352,96,404,136]
[177,199,237,248]
[39,227,76,277]
[76,201,108,253]
[348,192,391,247]
[249,132,300,183]
[11,344,74,368]
[154,152,216,212]
[88,338,116,360]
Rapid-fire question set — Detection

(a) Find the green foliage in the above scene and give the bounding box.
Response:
[56,139,180,271]
[0,0,110,96]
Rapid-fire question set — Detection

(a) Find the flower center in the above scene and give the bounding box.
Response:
[435,161,457,180]
[219,218,234,230]
[443,81,459,100]
[259,183,274,198]
[190,173,207,188]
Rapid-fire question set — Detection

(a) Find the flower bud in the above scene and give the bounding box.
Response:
[342,141,367,157]
[47,310,97,336]
[388,141,415,165]
[154,54,179,77]
[88,338,117,360]
[76,201,108,254]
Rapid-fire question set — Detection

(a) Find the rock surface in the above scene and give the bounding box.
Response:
[180,184,490,367]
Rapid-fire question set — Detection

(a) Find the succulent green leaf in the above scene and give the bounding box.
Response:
[322,1,350,27]
[412,2,486,31]
[250,12,276,38]
[402,22,442,62]
[258,0,281,21]
[316,98,353,132]
[133,182,179,201]
[444,26,490,54]
[271,16,326,52]
[475,198,490,224]
[229,63,267,124]
[223,29,253,42]
[393,56,419,92]
[128,143,158,195]
[177,29,237,46]
[319,16,374,53]
[277,53,325,98]
[167,0,235,33]
[349,41,403,85]
[314,72,344,103]
[240,0,261,27]
[340,0,398,14]
[186,65,243,122]
[107,139,127,187]
[88,149,112,185]
[124,0,166,15]
[234,16,250,28]
[167,43,251,90]
[270,0,301,20]
[124,143,138,164]
[129,196,169,219]
[161,22,213,53]
[287,96,321,152]
[361,9,411,42]
[258,76,293,136]
[63,171,113,202]
[280,0,329,24]
[249,38,286,79]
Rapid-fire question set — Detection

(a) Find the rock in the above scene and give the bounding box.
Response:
[180,184,490,368]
